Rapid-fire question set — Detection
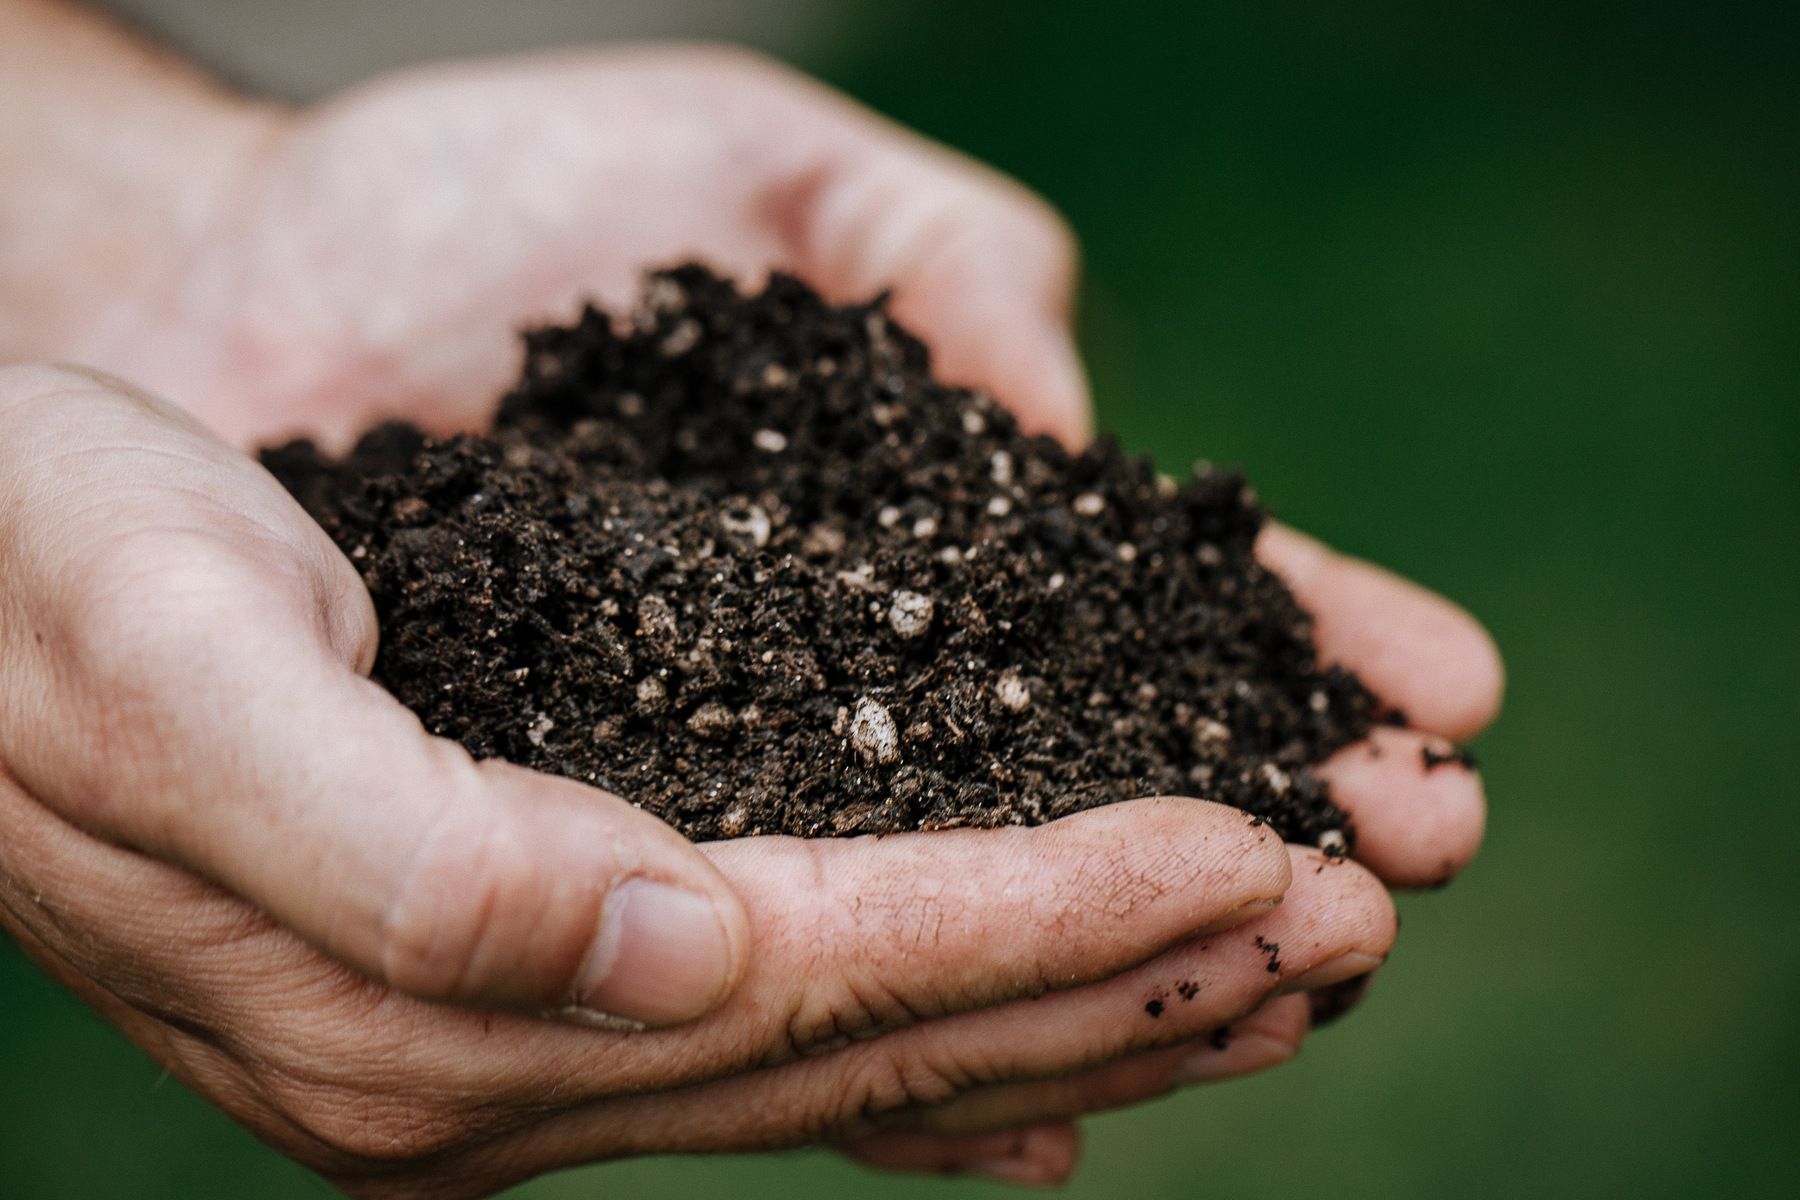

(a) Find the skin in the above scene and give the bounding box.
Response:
[0,1,1503,1192]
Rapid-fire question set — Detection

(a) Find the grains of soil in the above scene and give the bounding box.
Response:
[264,265,1385,845]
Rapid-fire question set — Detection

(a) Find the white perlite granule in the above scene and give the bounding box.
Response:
[995,670,1032,712]
[888,590,934,639]
[850,698,900,764]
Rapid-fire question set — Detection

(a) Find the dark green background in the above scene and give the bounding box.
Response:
[5,2,1796,1196]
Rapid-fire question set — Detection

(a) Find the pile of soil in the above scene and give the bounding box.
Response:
[264,266,1383,846]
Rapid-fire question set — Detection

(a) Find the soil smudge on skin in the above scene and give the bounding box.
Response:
[264,266,1382,844]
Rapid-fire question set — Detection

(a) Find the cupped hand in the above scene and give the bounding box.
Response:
[7,43,1503,1191]
[0,366,1395,1195]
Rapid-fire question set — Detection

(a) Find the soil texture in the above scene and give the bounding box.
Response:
[264,266,1384,845]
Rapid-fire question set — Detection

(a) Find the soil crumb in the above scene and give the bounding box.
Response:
[264,265,1382,844]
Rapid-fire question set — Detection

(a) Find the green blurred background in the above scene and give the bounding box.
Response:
[5,1,1796,1196]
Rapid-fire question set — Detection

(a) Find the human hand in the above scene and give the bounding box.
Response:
[0,366,1398,1195]
[2,25,1501,1188]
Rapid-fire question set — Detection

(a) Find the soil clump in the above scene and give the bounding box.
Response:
[264,266,1383,845]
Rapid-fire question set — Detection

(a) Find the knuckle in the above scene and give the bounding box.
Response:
[377,796,534,1002]
[770,842,966,1060]
[833,1046,978,1131]
[277,1085,485,1165]
[769,842,919,1057]
[781,973,926,1059]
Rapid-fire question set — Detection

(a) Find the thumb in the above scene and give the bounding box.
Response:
[0,364,747,1026]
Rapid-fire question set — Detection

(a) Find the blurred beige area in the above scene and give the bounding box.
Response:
[92,0,867,99]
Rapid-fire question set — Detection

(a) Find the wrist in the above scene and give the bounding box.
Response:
[0,0,288,368]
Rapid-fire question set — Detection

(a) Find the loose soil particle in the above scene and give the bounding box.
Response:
[264,265,1386,846]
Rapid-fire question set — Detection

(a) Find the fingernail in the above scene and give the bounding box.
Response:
[1193,896,1281,936]
[1275,950,1384,996]
[576,878,732,1026]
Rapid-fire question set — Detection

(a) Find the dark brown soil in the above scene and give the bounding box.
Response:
[264,265,1383,846]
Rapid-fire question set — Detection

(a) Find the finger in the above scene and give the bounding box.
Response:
[842,1121,1081,1187]
[866,993,1311,1139]
[688,797,1291,1056]
[1319,725,1487,887]
[1256,522,1504,740]
[682,844,1389,1127]
[390,846,1391,1193]
[0,365,748,1024]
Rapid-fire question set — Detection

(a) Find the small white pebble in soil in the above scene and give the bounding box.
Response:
[1117,542,1138,562]
[1198,543,1223,567]
[1155,473,1180,498]
[990,450,1015,486]
[995,670,1032,713]
[1188,763,1215,786]
[1318,829,1348,856]
[720,806,749,837]
[752,428,788,453]
[686,702,737,741]
[850,698,901,765]
[506,667,530,682]
[1048,572,1066,590]
[1074,492,1106,516]
[888,590,935,639]
[1310,690,1331,713]
[760,649,776,664]
[635,676,667,711]
[878,505,903,528]
[833,706,851,737]
[718,504,771,548]
[912,515,938,539]
[986,494,1013,517]
[962,409,987,435]
[1135,682,1160,708]
[761,363,790,389]
[1258,762,1293,795]
[939,546,962,564]
[525,713,555,746]
[599,597,620,618]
